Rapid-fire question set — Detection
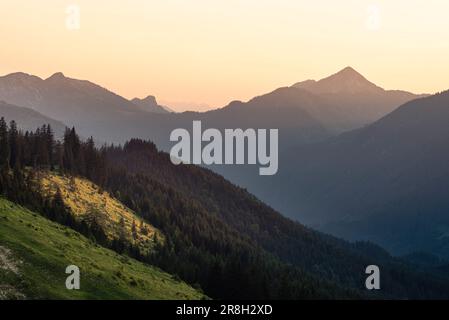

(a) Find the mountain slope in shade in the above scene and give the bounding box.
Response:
[100,139,449,299]
[4,119,449,298]
[268,90,449,258]
[193,87,333,145]
[181,69,426,212]
[293,67,428,131]
[131,95,172,114]
[84,86,334,150]
[132,67,424,152]
[0,100,66,137]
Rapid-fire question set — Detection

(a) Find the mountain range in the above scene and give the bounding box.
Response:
[292,66,428,132]
[0,67,423,145]
[0,100,66,137]
[0,67,445,261]
[0,72,169,142]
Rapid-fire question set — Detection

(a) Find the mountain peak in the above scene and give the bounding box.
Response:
[131,95,171,114]
[293,67,382,94]
[141,95,158,104]
[329,66,367,82]
[340,66,358,73]
[46,72,66,81]
[132,95,158,107]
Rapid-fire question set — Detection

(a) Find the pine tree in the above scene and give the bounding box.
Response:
[51,187,67,221]
[0,117,10,170]
[119,217,127,242]
[84,137,96,179]
[132,219,137,240]
[63,128,74,172]
[45,124,54,169]
[8,120,20,169]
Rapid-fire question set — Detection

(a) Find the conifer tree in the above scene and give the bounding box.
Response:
[0,117,10,170]
[8,120,20,169]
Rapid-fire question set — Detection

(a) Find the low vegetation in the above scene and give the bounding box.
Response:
[0,198,205,300]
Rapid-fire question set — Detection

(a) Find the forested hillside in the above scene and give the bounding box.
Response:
[103,139,449,299]
[1,117,449,299]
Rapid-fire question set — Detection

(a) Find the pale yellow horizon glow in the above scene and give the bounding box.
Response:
[1,0,448,111]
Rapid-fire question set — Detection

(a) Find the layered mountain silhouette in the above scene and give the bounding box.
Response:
[263,90,449,258]
[0,68,440,259]
[293,67,428,131]
[0,72,170,142]
[131,95,173,114]
[0,67,422,146]
[0,100,66,137]
[0,71,331,146]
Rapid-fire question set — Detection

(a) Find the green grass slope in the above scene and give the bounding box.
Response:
[0,198,206,300]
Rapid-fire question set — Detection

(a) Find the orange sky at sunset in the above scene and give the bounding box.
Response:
[1,0,448,111]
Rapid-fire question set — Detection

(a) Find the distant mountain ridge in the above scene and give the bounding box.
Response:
[0,72,172,143]
[131,95,173,114]
[0,100,66,137]
[292,67,429,131]
[99,138,449,299]
[0,67,424,145]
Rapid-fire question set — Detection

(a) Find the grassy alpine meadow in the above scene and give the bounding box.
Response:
[38,171,164,254]
[0,197,206,300]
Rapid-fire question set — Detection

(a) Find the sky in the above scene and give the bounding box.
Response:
[1,0,448,111]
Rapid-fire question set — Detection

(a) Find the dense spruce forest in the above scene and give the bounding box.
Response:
[2,117,449,299]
